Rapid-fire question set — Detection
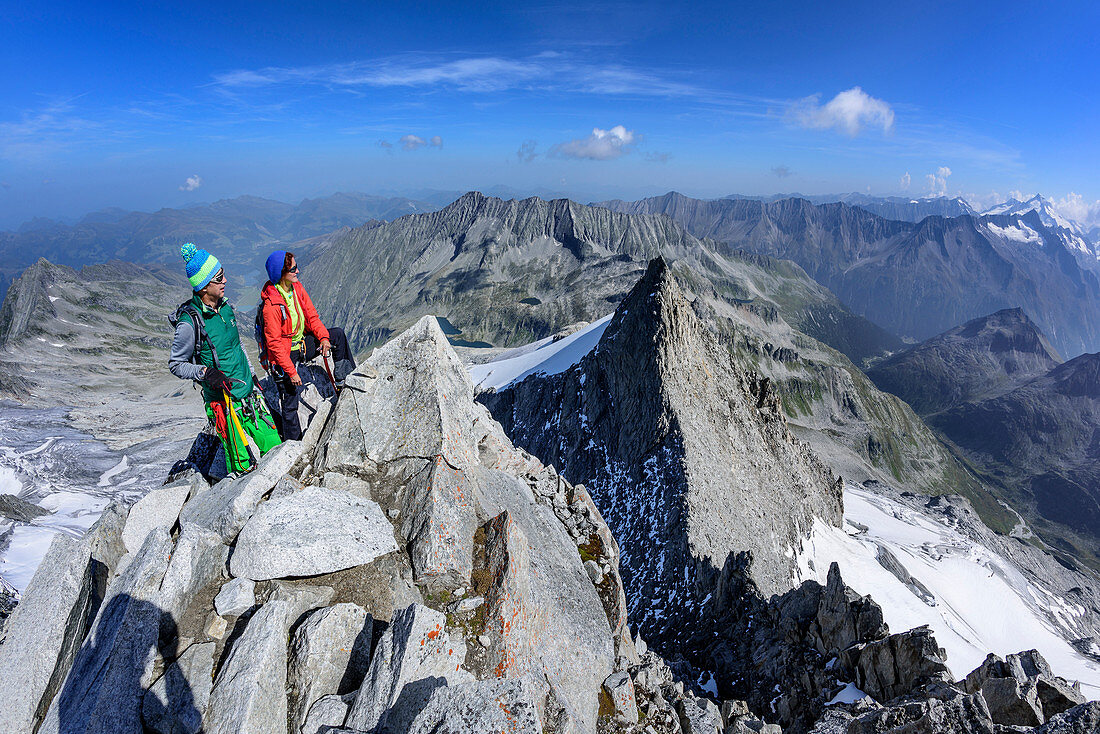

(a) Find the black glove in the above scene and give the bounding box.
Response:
[202,367,234,395]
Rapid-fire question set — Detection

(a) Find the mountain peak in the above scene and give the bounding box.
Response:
[868,307,1063,415]
[482,261,842,650]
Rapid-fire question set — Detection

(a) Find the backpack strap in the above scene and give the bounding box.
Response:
[173,302,221,370]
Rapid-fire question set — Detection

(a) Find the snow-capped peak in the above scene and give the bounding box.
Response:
[983,194,1085,237]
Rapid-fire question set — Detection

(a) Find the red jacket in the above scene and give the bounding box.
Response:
[260,281,329,379]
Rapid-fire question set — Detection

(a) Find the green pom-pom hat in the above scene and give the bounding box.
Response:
[180,242,222,291]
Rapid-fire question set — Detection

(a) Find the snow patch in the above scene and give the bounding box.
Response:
[469,314,612,390]
[826,682,869,705]
[0,464,22,494]
[97,455,130,487]
[987,221,1043,246]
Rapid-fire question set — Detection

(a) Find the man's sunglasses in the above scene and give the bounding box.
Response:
[210,271,226,284]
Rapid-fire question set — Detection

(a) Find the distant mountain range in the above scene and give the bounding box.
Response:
[597,192,1100,358]
[302,191,900,363]
[0,192,438,301]
[302,193,1006,522]
[720,192,977,222]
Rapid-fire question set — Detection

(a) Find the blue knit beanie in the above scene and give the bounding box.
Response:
[180,242,221,291]
[265,250,287,286]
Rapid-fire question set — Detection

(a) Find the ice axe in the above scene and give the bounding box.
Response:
[322,351,339,395]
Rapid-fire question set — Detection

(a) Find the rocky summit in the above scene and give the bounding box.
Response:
[0,314,636,734]
[482,258,843,649]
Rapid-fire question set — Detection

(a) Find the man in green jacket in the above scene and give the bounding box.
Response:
[169,243,281,474]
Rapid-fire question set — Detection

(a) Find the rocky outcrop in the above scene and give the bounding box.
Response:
[962,650,1085,727]
[0,313,627,733]
[229,487,397,580]
[483,258,842,654]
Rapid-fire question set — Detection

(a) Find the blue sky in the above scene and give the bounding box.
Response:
[1,1,1097,228]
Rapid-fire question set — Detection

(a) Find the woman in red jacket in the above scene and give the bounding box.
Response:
[261,250,355,440]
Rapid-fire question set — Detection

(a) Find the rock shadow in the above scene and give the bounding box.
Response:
[51,594,200,733]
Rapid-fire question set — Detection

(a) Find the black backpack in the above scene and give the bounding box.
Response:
[169,302,221,369]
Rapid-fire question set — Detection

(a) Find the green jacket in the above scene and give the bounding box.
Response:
[178,294,254,402]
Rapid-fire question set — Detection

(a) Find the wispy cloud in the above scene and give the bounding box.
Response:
[210,53,707,99]
[0,100,104,161]
[900,172,911,190]
[772,165,793,178]
[516,140,538,163]
[178,174,203,191]
[790,87,895,136]
[646,151,671,163]
[549,126,636,161]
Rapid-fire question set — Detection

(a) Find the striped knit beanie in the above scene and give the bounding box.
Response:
[180,242,221,291]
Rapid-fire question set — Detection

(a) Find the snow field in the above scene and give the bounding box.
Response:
[798,485,1100,697]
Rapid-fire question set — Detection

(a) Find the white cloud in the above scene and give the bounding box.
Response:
[900,172,911,190]
[399,134,443,151]
[178,175,202,192]
[549,125,636,161]
[791,87,895,136]
[926,166,952,196]
[1052,193,1100,228]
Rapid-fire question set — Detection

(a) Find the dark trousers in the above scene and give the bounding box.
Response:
[275,327,354,441]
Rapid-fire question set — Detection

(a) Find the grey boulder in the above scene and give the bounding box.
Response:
[37,529,174,734]
[205,600,290,734]
[344,603,471,734]
[603,671,639,724]
[403,676,544,734]
[678,695,722,734]
[230,487,397,580]
[178,440,303,542]
[301,692,354,734]
[1035,701,1100,733]
[0,533,97,733]
[142,641,215,734]
[213,577,255,618]
[121,481,190,555]
[288,603,373,733]
[156,524,228,624]
[841,625,953,702]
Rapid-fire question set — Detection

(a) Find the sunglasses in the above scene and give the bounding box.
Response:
[209,271,226,284]
[283,265,300,274]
